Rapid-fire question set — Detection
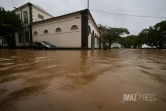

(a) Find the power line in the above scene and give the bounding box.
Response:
[91,9,166,12]
[90,10,166,18]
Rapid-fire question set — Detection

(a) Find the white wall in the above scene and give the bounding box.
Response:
[32,6,53,22]
[15,6,30,24]
[32,13,82,48]
[88,34,91,48]
[15,4,53,24]
[14,4,53,47]
[15,27,30,47]
[111,42,122,48]
[88,15,100,49]
[15,33,23,46]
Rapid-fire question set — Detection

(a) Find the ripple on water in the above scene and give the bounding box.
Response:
[0,49,166,111]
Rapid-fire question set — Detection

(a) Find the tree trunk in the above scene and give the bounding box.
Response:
[158,42,163,49]
[109,43,111,49]
[103,41,107,50]
[109,41,112,49]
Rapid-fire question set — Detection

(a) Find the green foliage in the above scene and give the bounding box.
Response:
[100,24,129,49]
[118,35,136,48]
[138,20,166,49]
[117,20,166,49]
[0,7,22,48]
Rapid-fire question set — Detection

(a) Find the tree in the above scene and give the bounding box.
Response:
[100,25,129,49]
[118,35,137,48]
[99,25,109,49]
[119,20,166,49]
[138,20,166,49]
[0,7,22,48]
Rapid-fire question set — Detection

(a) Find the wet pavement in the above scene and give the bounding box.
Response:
[0,49,166,111]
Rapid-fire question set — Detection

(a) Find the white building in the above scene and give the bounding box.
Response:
[32,9,103,49]
[111,42,122,48]
[1,2,103,49]
[1,2,53,48]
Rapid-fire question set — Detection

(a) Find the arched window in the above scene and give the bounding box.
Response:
[34,31,38,35]
[71,25,78,30]
[56,28,61,32]
[88,25,91,34]
[44,30,48,34]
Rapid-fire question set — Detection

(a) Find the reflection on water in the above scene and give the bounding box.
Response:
[0,49,166,111]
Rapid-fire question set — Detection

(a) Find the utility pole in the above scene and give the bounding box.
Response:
[88,0,89,10]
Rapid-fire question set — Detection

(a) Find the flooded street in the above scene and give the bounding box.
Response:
[0,49,166,111]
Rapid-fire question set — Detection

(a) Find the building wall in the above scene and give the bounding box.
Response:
[15,27,30,47]
[32,13,82,48]
[6,4,101,50]
[14,4,53,47]
[32,6,53,22]
[15,6,30,25]
[15,33,23,47]
[14,6,30,47]
[15,4,53,24]
[88,15,100,49]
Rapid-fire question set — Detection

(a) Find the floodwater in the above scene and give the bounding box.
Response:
[0,49,166,111]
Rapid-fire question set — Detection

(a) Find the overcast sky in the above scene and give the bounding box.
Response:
[0,0,166,35]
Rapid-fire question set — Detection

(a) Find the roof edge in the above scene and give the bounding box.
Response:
[32,9,100,34]
[32,9,87,25]
[88,10,101,34]
[13,2,32,11]
[32,5,54,17]
[13,2,53,17]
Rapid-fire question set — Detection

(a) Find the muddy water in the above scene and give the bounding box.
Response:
[0,49,166,111]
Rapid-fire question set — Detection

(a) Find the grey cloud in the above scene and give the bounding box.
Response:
[0,0,166,35]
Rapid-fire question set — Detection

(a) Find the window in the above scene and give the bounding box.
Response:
[34,31,38,35]
[88,25,91,34]
[92,30,94,36]
[17,14,20,19]
[71,25,78,30]
[25,31,29,43]
[56,28,61,32]
[38,14,44,19]
[44,30,48,34]
[18,33,22,43]
[23,11,28,24]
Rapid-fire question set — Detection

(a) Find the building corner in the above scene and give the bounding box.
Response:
[81,9,89,50]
